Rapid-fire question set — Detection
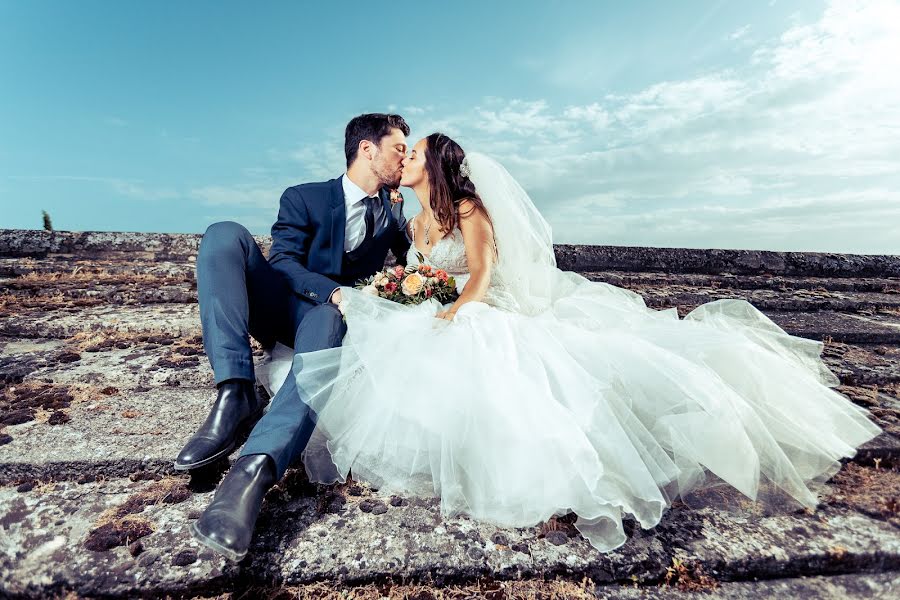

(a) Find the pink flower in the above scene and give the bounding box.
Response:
[436,269,449,283]
[393,265,405,278]
[425,288,433,298]
[385,281,398,293]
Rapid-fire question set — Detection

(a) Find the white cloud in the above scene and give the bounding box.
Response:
[473,99,571,138]
[190,184,283,209]
[609,74,748,135]
[5,175,178,201]
[563,103,610,130]
[728,25,751,41]
[413,0,900,253]
[288,144,346,181]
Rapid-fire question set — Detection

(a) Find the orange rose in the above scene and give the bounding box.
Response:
[401,272,425,296]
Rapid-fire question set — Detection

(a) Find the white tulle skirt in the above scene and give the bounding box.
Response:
[264,278,880,552]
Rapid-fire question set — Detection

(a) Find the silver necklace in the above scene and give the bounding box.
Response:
[424,216,434,245]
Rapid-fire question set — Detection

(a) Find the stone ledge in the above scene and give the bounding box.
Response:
[556,245,900,278]
[3,229,899,277]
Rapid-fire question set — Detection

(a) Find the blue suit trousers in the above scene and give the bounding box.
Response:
[196,221,347,479]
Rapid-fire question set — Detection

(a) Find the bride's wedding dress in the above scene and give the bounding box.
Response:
[263,154,881,552]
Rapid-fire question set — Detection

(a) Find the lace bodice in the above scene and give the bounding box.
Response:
[406,224,469,277]
[406,215,519,311]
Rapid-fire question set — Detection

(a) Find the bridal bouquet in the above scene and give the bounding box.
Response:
[355,254,458,306]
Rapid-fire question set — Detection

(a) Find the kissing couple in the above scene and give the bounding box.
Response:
[175,112,881,561]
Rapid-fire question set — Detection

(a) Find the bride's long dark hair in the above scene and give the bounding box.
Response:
[424,133,494,237]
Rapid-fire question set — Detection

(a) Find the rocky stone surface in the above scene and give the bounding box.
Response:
[2,473,900,597]
[1,228,899,598]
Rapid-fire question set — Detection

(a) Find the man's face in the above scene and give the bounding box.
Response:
[371,128,407,188]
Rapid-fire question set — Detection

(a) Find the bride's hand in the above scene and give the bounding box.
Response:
[435,309,456,321]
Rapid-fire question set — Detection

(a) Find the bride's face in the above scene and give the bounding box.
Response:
[400,138,428,188]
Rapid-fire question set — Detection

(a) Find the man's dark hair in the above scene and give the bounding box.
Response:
[344,113,410,168]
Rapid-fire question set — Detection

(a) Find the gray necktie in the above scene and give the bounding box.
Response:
[354,196,378,255]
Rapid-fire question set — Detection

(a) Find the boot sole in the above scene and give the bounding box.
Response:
[190,521,247,562]
[173,403,268,472]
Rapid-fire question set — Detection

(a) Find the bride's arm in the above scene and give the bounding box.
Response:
[438,199,496,318]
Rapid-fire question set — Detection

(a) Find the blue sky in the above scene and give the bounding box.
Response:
[2,0,898,254]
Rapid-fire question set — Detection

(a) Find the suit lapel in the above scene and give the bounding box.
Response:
[330,177,346,272]
[379,187,394,228]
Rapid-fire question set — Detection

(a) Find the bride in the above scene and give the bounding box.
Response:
[266,133,881,552]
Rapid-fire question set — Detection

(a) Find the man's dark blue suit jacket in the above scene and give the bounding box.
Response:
[268,176,411,305]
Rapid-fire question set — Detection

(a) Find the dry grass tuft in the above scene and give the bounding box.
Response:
[206,575,601,600]
[83,515,155,552]
[64,327,193,353]
[0,290,104,315]
[1,382,76,426]
[15,269,188,286]
[538,513,579,538]
[112,476,192,515]
[91,475,192,546]
[827,462,900,526]
[663,556,719,592]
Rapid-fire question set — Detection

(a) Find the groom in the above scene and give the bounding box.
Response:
[175,113,412,560]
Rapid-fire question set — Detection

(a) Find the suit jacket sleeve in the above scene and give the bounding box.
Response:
[269,186,342,304]
[390,193,412,266]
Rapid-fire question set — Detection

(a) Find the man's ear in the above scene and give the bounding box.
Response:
[359,139,376,161]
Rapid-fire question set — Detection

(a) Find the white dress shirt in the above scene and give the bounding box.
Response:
[329,174,380,303]
[342,173,378,252]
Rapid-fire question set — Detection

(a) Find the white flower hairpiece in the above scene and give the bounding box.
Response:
[459,158,471,178]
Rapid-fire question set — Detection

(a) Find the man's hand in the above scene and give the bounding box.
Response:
[329,289,343,305]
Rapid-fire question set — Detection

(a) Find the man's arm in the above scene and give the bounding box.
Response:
[269,186,342,305]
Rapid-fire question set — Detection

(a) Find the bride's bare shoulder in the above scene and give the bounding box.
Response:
[457,198,495,257]
[457,198,481,220]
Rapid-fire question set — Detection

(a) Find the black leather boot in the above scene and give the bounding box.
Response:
[191,453,276,561]
[174,379,265,471]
